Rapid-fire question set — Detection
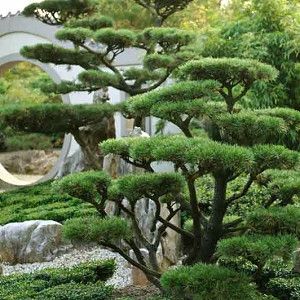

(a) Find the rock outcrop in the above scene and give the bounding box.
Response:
[56,148,85,178]
[0,150,60,175]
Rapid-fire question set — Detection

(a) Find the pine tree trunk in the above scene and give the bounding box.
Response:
[184,179,203,265]
[200,175,227,262]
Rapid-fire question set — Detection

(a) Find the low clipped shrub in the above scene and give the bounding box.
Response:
[160,263,261,300]
[0,260,115,300]
[32,259,116,285]
[247,206,300,238]
[5,132,54,151]
[267,277,300,300]
[35,282,113,300]
[0,278,48,300]
[217,235,298,268]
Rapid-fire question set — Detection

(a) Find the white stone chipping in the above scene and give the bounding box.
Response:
[2,246,132,288]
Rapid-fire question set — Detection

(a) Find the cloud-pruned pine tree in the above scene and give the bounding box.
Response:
[54,57,299,287]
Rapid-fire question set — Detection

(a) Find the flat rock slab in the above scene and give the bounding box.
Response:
[0,220,62,264]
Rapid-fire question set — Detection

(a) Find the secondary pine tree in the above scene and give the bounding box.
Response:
[18,0,196,169]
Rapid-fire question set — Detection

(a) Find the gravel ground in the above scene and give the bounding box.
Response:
[2,246,132,288]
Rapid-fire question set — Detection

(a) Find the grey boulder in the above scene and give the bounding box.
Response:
[0,220,63,264]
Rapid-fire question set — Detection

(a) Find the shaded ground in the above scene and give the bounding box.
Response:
[114,285,161,300]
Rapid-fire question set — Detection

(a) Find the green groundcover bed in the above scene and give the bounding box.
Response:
[0,181,97,225]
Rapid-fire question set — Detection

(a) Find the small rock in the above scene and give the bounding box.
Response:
[293,248,300,273]
[129,248,150,286]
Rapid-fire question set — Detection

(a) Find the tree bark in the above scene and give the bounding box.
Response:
[184,179,203,265]
[73,116,116,170]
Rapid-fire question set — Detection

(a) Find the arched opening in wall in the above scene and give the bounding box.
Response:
[0,61,65,185]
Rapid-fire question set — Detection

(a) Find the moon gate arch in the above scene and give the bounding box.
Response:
[0,14,85,188]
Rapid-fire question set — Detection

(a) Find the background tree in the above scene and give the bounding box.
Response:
[0,62,61,105]
[132,0,194,26]
[67,0,225,30]
[166,0,225,30]
[200,0,300,109]
[0,62,63,152]
[194,0,300,245]
[54,57,300,288]
[94,0,153,29]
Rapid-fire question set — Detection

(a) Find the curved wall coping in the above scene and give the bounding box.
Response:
[0,15,59,43]
[0,15,143,66]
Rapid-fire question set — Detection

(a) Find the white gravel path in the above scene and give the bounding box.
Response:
[2,246,132,288]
